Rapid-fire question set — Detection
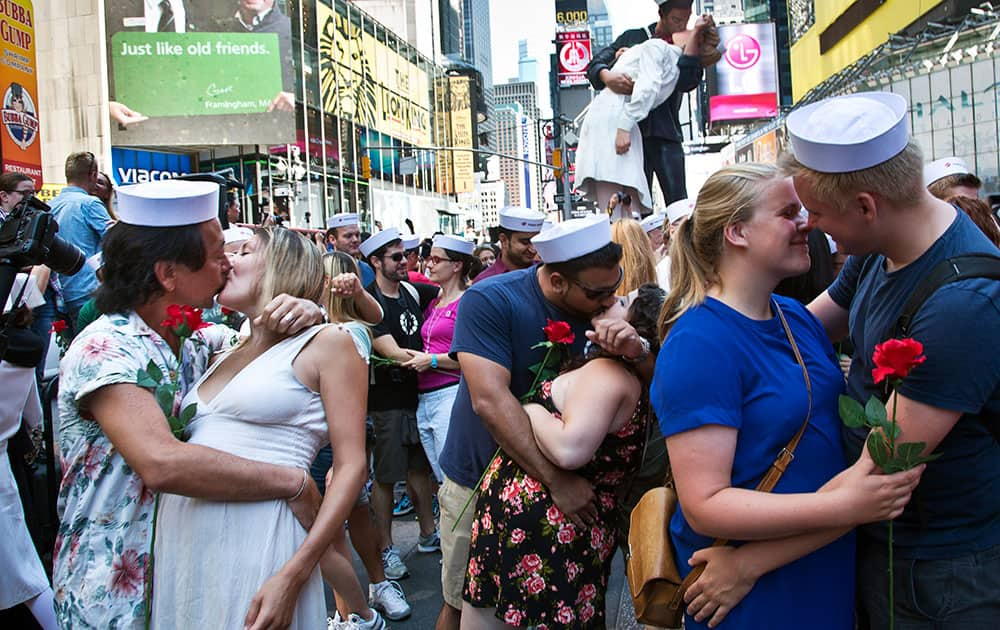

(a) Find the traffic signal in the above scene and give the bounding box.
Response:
[552,148,562,179]
[360,156,372,179]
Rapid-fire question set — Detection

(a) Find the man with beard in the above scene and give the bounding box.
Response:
[361,229,441,582]
[53,180,324,629]
[473,206,545,284]
[434,214,655,629]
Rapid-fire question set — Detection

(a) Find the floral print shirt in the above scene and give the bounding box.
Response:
[53,311,237,629]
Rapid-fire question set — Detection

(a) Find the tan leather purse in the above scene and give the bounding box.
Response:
[626,301,812,627]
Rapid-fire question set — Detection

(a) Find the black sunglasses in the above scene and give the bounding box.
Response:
[382,252,405,262]
[569,266,624,301]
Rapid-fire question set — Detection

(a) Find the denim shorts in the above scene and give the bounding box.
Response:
[857,533,1000,629]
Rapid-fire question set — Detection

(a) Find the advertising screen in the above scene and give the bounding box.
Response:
[104,1,296,146]
[708,22,779,123]
[0,0,41,186]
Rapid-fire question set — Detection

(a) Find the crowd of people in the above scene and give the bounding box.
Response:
[2,1,999,629]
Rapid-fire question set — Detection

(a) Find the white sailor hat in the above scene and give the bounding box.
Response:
[541,220,554,232]
[499,206,545,232]
[223,226,254,245]
[786,92,909,173]
[360,227,401,258]
[640,214,666,233]
[923,157,974,187]
[531,213,612,264]
[116,180,219,227]
[86,252,104,272]
[401,235,420,251]
[326,213,359,229]
[433,234,475,256]
[665,198,695,224]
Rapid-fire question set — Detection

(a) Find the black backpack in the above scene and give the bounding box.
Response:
[881,254,1000,441]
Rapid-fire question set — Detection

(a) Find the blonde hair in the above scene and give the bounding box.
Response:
[254,227,325,305]
[321,251,370,330]
[657,163,780,341]
[611,219,658,296]
[779,140,924,210]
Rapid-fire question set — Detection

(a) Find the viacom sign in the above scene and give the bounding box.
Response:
[111,148,193,185]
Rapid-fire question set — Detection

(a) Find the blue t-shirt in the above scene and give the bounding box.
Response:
[828,209,1000,559]
[358,259,375,287]
[438,267,590,488]
[51,186,111,305]
[651,295,854,630]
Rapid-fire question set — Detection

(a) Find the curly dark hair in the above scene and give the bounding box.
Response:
[627,283,666,355]
[95,222,208,315]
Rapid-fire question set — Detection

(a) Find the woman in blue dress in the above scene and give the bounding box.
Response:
[651,163,925,629]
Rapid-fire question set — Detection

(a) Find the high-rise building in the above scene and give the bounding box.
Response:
[494,80,539,121]
[351,0,442,61]
[588,0,613,51]
[439,0,464,59]
[460,0,494,152]
[518,40,537,83]
[494,103,540,209]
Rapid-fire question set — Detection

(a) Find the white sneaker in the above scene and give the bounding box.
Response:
[370,580,411,620]
[350,610,386,630]
[327,612,353,629]
[381,545,409,580]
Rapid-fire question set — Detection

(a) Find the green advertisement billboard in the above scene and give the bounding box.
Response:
[104,1,296,146]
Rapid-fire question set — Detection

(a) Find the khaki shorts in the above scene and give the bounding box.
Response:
[371,408,430,484]
[438,475,477,609]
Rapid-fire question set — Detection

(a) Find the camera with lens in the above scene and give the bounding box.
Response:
[0,195,85,275]
[1,195,85,360]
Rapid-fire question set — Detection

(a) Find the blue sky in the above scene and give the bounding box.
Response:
[489,0,656,115]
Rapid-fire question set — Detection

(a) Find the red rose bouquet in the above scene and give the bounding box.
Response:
[839,337,939,629]
[50,319,70,357]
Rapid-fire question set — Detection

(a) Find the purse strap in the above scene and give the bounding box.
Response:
[671,299,813,605]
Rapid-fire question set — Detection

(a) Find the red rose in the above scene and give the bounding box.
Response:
[546,505,564,525]
[162,304,210,335]
[220,307,234,316]
[872,338,926,384]
[557,524,575,544]
[510,528,526,544]
[543,319,575,345]
[50,320,68,334]
[503,609,523,625]
[525,575,546,595]
[521,553,542,573]
[580,602,596,622]
[556,605,575,624]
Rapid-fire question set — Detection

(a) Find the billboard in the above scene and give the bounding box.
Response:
[0,0,41,186]
[556,31,591,88]
[448,76,474,194]
[708,22,779,123]
[103,1,296,146]
[110,148,193,185]
[316,3,432,147]
[555,0,588,29]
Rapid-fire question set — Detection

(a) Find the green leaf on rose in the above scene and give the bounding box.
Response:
[911,452,942,465]
[145,361,164,384]
[839,395,868,428]
[865,396,889,429]
[180,403,198,425]
[135,370,160,389]
[155,386,174,417]
[867,431,892,470]
[883,457,909,473]
[895,442,926,468]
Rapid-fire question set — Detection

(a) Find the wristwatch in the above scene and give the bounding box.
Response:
[622,336,651,364]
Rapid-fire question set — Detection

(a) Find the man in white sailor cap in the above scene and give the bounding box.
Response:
[435,213,654,627]
[924,156,982,201]
[640,212,668,259]
[326,212,376,286]
[473,206,546,283]
[782,92,1000,628]
[52,180,325,629]
[359,228,441,582]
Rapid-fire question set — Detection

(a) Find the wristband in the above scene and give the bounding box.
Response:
[430,354,438,369]
[622,336,651,364]
[289,469,308,501]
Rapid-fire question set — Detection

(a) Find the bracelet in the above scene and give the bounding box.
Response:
[622,336,651,364]
[289,469,308,501]
[430,354,438,369]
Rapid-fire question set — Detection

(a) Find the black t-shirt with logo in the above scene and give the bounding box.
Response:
[366,281,438,411]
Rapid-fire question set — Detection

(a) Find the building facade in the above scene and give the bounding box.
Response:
[493,103,540,209]
[36,0,477,237]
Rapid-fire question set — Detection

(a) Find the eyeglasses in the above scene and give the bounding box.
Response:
[569,266,624,301]
[382,252,405,262]
[426,255,454,266]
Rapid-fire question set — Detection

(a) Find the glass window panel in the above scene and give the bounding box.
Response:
[913,132,932,157]
[950,65,974,126]
[932,124,954,157]
[910,74,932,133]
[953,125,975,160]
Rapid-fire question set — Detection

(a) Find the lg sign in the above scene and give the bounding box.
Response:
[725,34,761,70]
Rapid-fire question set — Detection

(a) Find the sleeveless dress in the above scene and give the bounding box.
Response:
[463,377,648,629]
[574,38,682,214]
[151,323,369,629]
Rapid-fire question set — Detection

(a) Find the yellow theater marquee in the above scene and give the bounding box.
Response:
[317,3,431,147]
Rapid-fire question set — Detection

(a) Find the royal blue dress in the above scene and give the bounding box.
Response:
[650,295,855,630]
